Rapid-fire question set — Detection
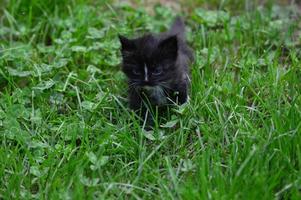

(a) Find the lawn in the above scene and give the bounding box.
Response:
[0,0,301,199]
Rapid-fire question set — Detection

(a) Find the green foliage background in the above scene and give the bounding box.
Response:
[0,0,301,199]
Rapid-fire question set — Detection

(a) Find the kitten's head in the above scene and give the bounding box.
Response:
[119,34,178,88]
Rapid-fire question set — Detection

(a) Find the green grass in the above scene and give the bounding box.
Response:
[1,0,301,199]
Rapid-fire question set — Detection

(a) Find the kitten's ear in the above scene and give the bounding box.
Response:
[118,35,136,52]
[169,17,185,39]
[159,35,178,60]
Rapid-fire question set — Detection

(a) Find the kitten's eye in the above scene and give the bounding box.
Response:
[133,69,141,75]
[152,67,163,76]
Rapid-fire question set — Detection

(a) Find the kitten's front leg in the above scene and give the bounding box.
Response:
[176,82,188,104]
[129,88,155,128]
[128,88,149,119]
[128,88,142,111]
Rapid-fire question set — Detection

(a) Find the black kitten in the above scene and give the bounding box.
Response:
[119,17,194,117]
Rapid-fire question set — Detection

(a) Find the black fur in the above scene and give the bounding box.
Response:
[119,17,194,116]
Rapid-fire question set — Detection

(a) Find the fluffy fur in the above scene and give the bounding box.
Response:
[119,17,194,115]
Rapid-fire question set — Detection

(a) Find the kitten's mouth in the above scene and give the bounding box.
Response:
[140,85,167,105]
[142,86,154,91]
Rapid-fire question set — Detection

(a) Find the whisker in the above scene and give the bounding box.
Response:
[129,80,141,83]
[128,83,138,89]
[158,83,173,90]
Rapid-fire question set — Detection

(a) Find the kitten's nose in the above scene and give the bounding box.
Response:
[144,75,149,82]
